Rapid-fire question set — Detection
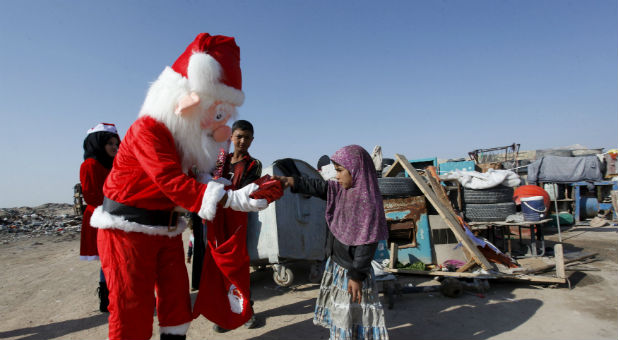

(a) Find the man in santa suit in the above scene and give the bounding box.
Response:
[90,33,267,340]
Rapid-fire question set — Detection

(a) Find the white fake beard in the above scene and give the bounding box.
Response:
[139,67,233,175]
[170,112,229,176]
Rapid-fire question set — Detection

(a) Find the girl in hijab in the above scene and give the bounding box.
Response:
[275,145,389,340]
[80,122,120,313]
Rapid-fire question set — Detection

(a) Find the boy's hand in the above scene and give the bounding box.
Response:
[272,175,294,189]
[348,278,362,303]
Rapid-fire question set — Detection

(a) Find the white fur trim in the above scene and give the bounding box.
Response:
[79,255,99,261]
[199,181,226,221]
[90,206,187,237]
[160,321,190,335]
[187,53,244,106]
[87,123,118,135]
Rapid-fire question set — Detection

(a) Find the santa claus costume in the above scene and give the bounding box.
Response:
[80,122,119,313]
[80,123,119,261]
[90,33,267,340]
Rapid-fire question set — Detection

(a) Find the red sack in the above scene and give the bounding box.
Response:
[250,175,284,203]
[192,209,252,330]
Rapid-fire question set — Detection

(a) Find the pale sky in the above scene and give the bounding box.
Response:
[0,0,616,207]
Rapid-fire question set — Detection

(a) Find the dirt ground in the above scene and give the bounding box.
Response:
[1,223,617,340]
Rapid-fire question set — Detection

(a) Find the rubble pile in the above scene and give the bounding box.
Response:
[0,203,81,243]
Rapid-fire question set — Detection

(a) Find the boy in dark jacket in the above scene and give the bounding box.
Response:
[213,119,261,332]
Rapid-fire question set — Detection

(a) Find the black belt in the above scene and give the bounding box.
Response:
[102,197,179,229]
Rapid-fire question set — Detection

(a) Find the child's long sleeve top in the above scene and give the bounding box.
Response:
[291,176,378,281]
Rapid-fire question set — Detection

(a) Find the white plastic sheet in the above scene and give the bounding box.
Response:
[440,168,521,189]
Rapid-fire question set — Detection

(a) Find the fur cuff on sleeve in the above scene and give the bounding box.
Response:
[199,181,226,221]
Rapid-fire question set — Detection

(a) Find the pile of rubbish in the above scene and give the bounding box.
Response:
[0,203,81,243]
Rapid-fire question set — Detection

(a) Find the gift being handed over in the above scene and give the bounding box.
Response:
[249,175,284,203]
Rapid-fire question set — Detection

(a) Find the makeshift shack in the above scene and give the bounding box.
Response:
[376,154,599,306]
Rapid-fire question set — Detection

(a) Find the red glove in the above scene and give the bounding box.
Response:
[249,175,284,203]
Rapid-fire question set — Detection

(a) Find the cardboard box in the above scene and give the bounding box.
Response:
[477,162,503,173]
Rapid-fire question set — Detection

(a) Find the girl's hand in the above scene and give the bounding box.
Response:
[272,175,294,189]
[348,278,362,303]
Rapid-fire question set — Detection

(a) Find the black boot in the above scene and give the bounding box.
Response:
[160,334,186,340]
[97,282,109,313]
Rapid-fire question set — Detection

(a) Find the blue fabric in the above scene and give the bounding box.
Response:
[527,155,603,184]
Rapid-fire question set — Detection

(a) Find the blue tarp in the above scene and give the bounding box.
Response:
[527,155,603,184]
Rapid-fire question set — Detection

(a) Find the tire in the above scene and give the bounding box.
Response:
[378,177,421,197]
[273,266,294,287]
[462,185,514,204]
[464,202,516,222]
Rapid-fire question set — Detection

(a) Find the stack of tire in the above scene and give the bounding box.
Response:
[463,185,516,222]
[377,177,422,197]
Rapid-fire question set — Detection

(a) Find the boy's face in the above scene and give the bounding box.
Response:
[231,128,254,154]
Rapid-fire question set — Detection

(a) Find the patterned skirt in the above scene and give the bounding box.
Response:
[313,257,389,340]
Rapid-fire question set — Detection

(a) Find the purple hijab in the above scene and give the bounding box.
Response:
[325,145,388,246]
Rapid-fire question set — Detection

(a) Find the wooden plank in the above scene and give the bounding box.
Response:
[511,274,566,284]
[426,168,479,274]
[394,154,494,270]
[385,267,496,278]
[426,166,452,208]
[456,259,477,273]
[383,161,403,178]
[385,267,566,284]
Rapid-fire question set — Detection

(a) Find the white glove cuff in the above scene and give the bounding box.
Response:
[198,181,226,221]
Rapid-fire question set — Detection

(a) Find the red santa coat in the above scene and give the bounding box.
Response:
[79,158,110,260]
[104,115,206,213]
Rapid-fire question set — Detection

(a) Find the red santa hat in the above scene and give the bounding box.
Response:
[87,122,118,135]
[171,33,244,106]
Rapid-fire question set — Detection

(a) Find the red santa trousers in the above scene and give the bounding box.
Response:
[192,208,252,329]
[98,228,192,340]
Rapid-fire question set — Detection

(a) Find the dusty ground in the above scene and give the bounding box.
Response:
[1,222,617,340]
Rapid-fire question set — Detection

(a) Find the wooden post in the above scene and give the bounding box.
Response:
[554,243,565,279]
[394,154,494,270]
[389,242,399,270]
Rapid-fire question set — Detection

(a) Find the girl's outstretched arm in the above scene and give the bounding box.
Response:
[273,175,328,200]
